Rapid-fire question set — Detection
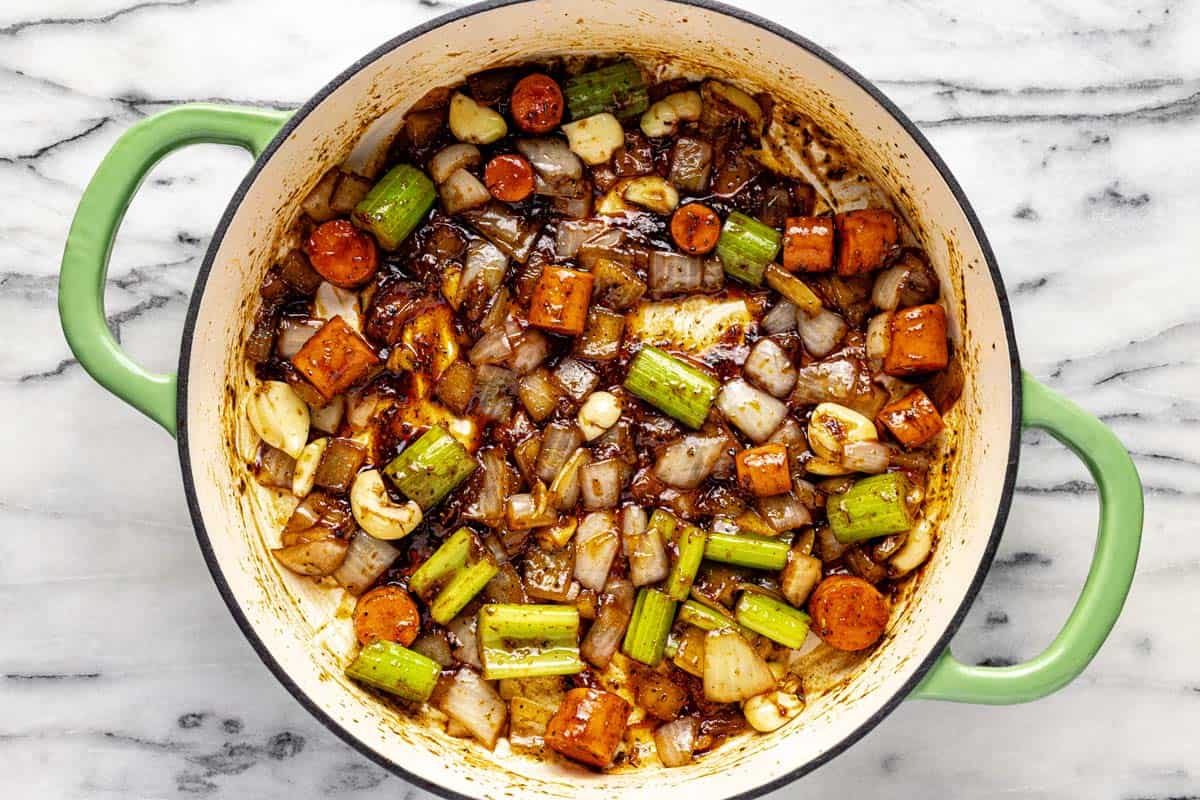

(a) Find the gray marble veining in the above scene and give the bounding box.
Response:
[0,0,1196,797]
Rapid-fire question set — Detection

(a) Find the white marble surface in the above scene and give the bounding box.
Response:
[1,0,1196,797]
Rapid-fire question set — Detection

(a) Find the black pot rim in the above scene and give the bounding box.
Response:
[176,1,1022,797]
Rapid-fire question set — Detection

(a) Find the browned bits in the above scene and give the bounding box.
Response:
[670,202,721,255]
[303,219,378,288]
[510,73,565,134]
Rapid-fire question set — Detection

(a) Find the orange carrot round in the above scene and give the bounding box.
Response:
[353,585,420,647]
[484,154,536,202]
[510,74,565,134]
[304,219,378,288]
[670,203,721,255]
[807,575,888,651]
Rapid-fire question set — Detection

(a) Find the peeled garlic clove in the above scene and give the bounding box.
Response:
[577,391,622,440]
[807,402,878,460]
[742,690,804,732]
[561,112,624,165]
[248,381,310,458]
[292,437,329,498]
[350,469,423,540]
[640,90,703,138]
[596,181,633,215]
[622,176,680,214]
[449,92,507,145]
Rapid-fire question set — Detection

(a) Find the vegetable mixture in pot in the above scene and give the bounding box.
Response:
[242,57,960,771]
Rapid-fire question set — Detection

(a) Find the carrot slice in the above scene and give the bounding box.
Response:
[735,443,792,497]
[484,154,535,202]
[807,574,889,651]
[782,215,834,272]
[877,388,944,448]
[353,586,420,647]
[545,687,630,767]
[510,74,565,134]
[670,202,721,255]
[529,266,594,336]
[883,304,949,377]
[303,219,379,288]
[291,316,380,399]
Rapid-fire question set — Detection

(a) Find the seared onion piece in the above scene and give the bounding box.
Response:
[574,511,621,591]
[439,168,491,214]
[761,301,797,334]
[580,577,635,668]
[310,395,344,434]
[447,614,482,668]
[506,482,557,530]
[461,202,542,263]
[841,440,891,474]
[555,219,613,259]
[653,434,725,489]
[273,536,348,577]
[549,447,591,511]
[508,330,550,375]
[744,338,797,398]
[433,668,508,748]
[517,368,563,422]
[580,458,624,510]
[537,422,584,482]
[475,364,517,421]
[798,307,848,358]
[647,250,706,297]
[276,318,322,359]
[411,631,454,667]
[552,358,600,402]
[758,493,812,532]
[516,137,584,196]
[468,328,514,365]
[622,506,670,586]
[333,531,402,595]
[654,717,699,767]
[716,379,787,443]
[256,445,295,490]
[702,629,776,702]
[430,143,483,184]
[464,447,511,527]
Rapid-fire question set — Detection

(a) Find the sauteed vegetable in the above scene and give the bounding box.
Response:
[242,57,960,771]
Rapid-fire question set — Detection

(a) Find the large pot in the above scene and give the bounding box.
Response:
[57,1,1144,797]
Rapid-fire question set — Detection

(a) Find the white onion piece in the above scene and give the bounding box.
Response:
[537,422,583,482]
[791,359,863,406]
[574,511,621,591]
[345,391,378,430]
[622,505,670,586]
[440,168,491,214]
[555,220,613,259]
[745,338,797,398]
[841,440,891,473]
[332,531,401,595]
[516,137,583,183]
[702,257,725,291]
[276,318,322,358]
[430,143,482,184]
[798,307,847,358]
[507,330,550,375]
[474,364,516,421]
[780,551,822,607]
[447,615,481,668]
[302,169,338,222]
[703,630,776,702]
[343,103,409,179]
[580,458,624,510]
[871,262,908,310]
[716,379,788,443]
[434,668,508,748]
[648,250,705,297]
[411,631,454,667]
[465,447,509,526]
[461,239,509,300]
[758,493,812,532]
[653,434,725,488]
[761,301,797,334]
[549,448,590,511]
[309,395,344,434]
[580,577,634,668]
[468,328,514,365]
[314,282,362,331]
[654,717,699,767]
[866,312,892,361]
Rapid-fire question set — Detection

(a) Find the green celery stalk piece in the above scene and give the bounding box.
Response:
[408,527,472,599]
[623,346,718,429]
[383,426,477,510]
[828,472,914,543]
[665,524,707,601]
[704,532,790,571]
[735,592,811,649]
[622,589,677,666]
[716,211,781,287]
[345,641,441,703]
[430,558,499,625]
[353,164,436,250]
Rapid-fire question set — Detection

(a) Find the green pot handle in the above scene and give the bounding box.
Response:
[58,103,291,436]
[912,371,1143,703]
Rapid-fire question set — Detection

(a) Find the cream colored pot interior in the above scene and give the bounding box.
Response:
[183,1,1015,797]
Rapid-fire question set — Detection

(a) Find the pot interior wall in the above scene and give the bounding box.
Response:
[183,1,1016,797]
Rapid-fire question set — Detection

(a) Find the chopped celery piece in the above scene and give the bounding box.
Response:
[678,599,740,632]
[704,532,790,570]
[564,60,649,121]
[828,472,913,543]
[477,604,583,679]
[345,641,441,702]
[430,558,499,625]
[622,589,677,666]
[665,524,707,601]
[353,164,436,250]
[716,212,781,287]
[647,507,678,543]
[408,527,472,598]
[383,426,477,509]
[735,592,811,648]
[623,345,718,429]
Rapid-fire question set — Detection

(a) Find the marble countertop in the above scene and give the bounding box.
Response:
[1,0,1196,797]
